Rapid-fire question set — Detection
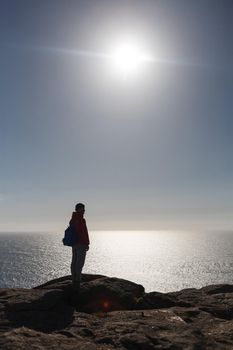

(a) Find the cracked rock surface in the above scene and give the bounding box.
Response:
[1,274,233,349]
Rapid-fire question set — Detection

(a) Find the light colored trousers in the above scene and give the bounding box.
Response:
[71,244,88,283]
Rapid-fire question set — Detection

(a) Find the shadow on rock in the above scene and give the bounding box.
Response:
[5,289,75,333]
[76,277,145,313]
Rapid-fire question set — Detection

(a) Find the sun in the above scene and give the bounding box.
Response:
[109,40,152,80]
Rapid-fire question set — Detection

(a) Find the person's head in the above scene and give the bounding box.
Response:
[75,203,85,214]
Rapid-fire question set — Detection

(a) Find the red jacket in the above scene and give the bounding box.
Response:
[69,212,90,245]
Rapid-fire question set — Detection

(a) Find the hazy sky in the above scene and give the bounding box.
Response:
[0,0,232,232]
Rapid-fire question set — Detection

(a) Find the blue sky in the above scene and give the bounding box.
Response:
[0,0,232,231]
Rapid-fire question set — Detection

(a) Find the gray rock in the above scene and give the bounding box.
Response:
[1,275,233,349]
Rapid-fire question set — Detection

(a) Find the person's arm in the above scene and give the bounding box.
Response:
[83,218,90,246]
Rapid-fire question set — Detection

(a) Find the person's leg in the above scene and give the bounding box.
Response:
[74,245,87,283]
[71,246,78,284]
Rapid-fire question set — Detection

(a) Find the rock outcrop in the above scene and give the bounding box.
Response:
[1,274,233,349]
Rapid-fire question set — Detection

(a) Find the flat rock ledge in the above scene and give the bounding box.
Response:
[1,275,233,349]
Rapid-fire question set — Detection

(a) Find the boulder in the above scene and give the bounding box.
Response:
[78,276,144,312]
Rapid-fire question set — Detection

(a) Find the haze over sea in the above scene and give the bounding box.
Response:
[1,230,233,292]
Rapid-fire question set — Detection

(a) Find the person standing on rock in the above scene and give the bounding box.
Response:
[70,203,90,291]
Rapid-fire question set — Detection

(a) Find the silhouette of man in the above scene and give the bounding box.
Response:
[70,203,90,291]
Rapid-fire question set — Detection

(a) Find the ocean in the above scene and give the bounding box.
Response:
[0,230,233,292]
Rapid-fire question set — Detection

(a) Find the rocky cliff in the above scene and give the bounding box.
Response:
[1,274,233,349]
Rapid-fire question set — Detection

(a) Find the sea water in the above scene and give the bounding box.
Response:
[0,230,233,292]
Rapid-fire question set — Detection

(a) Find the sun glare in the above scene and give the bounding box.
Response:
[109,40,152,80]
